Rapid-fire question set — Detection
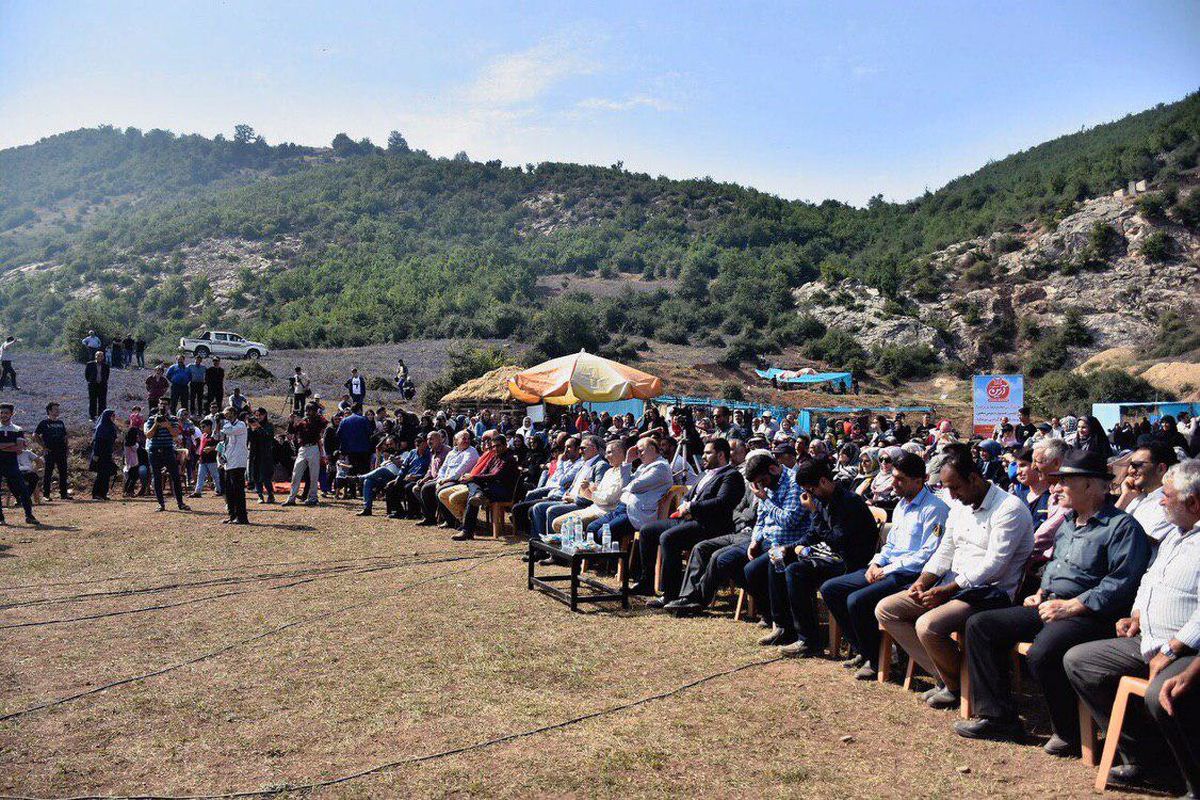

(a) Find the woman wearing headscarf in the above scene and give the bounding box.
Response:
[833,442,860,487]
[864,445,902,510]
[1074,415,1112,459]
[855,450,880,497]
[90,409,119,500]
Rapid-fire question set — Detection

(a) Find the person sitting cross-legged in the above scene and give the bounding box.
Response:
[821,451,949,679]
[452,435,520,541]
[876,442,1034,709]
[954,449,1151,754]
[1064,459,1200,796]
[529,435,608,542]
[586,436,673,550]
[637,438,746,607]
[510,436,583,538]
[766,458,878,657]
[663,470,760,617]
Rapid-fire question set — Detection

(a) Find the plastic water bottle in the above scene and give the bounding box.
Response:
[601,524,612,552]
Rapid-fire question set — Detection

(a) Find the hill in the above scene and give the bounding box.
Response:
[1,94,1198,377]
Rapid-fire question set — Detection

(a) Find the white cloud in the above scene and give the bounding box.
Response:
[465,36,598,108]
[576,94,677,113]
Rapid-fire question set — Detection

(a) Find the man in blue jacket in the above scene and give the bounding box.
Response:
[166,355,191,413]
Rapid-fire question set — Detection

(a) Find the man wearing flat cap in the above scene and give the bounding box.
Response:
[954,449,1151,756]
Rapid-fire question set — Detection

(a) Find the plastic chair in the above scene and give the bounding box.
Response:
[1093,676,1149,792]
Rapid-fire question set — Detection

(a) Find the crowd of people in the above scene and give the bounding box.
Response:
[3,353,1199,797]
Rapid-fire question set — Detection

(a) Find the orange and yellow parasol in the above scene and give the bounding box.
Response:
[507,350,663,406]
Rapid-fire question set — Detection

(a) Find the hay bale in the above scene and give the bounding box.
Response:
[439,365,525,406]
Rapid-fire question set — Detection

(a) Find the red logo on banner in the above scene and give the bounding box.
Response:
[986,377,1011,402]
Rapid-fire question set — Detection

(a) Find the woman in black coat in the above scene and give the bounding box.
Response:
[90,409,119,500]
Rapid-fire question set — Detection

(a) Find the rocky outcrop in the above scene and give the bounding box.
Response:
[798,183,1200,368]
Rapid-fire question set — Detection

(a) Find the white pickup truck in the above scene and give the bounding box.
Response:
[178,330,269,360]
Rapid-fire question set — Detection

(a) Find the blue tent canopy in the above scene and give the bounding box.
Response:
[755,368,853,389]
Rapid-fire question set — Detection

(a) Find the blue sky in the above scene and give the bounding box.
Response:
[1,0,1197,204]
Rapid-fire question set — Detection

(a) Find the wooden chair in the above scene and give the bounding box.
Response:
[879,626,972,718]
[734,587,758,621]
[483,501,513,538]
[1093,676,1149,792]
[632,485,688,592]
[1012,642,1099,766]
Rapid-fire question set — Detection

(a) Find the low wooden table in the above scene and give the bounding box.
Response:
[527,538,629,612]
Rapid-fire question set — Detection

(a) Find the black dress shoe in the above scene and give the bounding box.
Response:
[645,597,666,609]
[1043,734,1080,758]
[1108,764,1145,787]
[663,598,703,614]
[953,718,1024,743]
[451,532,474,541]
[629,582,655,597]
[356,510,372,516]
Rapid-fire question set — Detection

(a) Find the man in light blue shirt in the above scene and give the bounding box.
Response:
[821,450,949,679]
[530,435,608,540]
[511,436,583,538]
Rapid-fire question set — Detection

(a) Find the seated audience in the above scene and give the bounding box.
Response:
[551,439,631,537]
[955,449,1151,754]
[510,436,583,537]
[1065,459,1200,795]
[636,438,746,605]
[529,435,607,541]
[742,452,811,642]
[764,459,878,657]
[876,443,1034,709]
[1116,441,1179,545]
[586,436,674,544]
[421,431,478,526]
[450,435,520,541]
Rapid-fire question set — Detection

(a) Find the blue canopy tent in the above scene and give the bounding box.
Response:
[1092,401,1200,433]
[754,368,853,390]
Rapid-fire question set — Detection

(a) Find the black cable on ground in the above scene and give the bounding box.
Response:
[0,546,501,597]
[0,655,782,800]
[0,553,514,723]
[0,549,507,618]
[0,552,499,630]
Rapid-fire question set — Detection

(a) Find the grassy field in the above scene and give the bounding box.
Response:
[0,495,1140,799]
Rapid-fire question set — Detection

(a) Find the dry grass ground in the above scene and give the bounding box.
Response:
[1,497,1143,799]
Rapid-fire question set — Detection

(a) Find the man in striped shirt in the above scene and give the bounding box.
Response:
[1065,459,1200,795]
[742,452,811,643]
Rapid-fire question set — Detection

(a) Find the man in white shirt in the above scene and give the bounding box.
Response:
[0,336,18,390]
[877,443,1034,709]
[219,407,249,524]
[1117,441,1178,545]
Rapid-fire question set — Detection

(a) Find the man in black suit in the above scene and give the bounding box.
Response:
[637,438,746,607]
[84,350,110,421]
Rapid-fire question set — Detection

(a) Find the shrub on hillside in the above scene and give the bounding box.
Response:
[1029,369,1170,417]
[721,382,745,402]
[1134,193,1167,222]
[1173,188,1200,228]
[804,329,868,371]
[1140,231,1173,262]
[871,344,938,382]
[419,344,510,410]
[366,376,395,392]
[227,361,275,381]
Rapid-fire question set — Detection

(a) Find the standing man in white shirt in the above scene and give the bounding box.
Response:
[219,407,249,525]
[876,443,1034,709]
[0,336,18,390]
[1117,441,1178,545]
